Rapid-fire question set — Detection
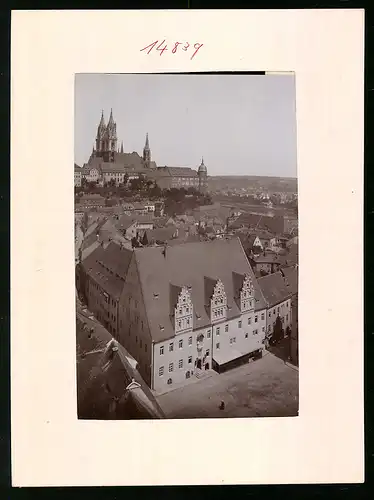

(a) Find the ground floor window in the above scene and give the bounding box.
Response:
[167,378,172,385]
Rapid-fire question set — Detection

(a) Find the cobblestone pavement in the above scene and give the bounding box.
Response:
[156,351,299,419]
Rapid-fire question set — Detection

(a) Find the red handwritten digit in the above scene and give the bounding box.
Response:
[172,42,182,54]
[140,40,158,54]
[156,40,168,55]
[182,42,190,51]
[191,43,203,60]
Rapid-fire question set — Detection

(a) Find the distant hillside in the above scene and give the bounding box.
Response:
[208,175,297,193]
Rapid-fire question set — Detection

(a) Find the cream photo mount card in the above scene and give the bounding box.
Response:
[11,9,364,486]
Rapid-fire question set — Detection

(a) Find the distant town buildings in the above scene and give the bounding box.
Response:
[76,110,208,193]
[74,163,82,187]
[74,109,299,409]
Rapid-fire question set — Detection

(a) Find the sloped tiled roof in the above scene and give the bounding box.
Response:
[115,214,137,231]
[145,226,177,243]
[232,213,285,234]
[76,308,165,419]
[281,266,298,296]
[81,241,133,298]
[100,163,127,173]
[152,216,168,228]
[132,214,154,224]
[134,237,267,343]
[254,253,285,264]
[284,243,298,267]
[257,271,294,308]
[156,166,198,178]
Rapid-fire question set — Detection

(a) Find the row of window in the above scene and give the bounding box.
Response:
[213,308,225,318]
[158,350,211,375]
[215,315,264,334]
[160,357,188,375]
[160,335,192,354]
[268,302,290,317]
[159,315,269,354]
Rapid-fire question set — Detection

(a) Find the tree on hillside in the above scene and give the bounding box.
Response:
[141,231,149,246]
[187,186,198,196]
[131,236,140,248]
[271,316,284,345]
[149,183,162,199]
[252,245,262,255]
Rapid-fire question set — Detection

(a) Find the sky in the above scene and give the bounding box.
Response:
[75,73,297,178]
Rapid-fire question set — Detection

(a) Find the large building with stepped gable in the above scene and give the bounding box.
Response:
[77,109,208,193]
[78,237,269,394]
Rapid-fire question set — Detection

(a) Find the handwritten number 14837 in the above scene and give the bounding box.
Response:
[140,40,203,60]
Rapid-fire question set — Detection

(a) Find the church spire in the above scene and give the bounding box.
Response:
[143,133,151,168]
[108,108,114,126]
[98,110,105,129]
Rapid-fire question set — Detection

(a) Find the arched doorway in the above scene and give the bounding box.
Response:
[185,371,190,379]
[196,359,202,369]
[205,363,209,370]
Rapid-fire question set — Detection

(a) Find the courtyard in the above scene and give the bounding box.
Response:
[155,351,299,419]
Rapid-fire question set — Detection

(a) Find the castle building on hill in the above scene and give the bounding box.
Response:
[78,110,208,192]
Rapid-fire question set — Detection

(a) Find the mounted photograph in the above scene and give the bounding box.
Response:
[74,73,299,420]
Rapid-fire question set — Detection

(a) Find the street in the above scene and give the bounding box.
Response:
[156,351,298,419]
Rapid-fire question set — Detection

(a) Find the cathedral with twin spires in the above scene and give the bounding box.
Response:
[77,109,208,193]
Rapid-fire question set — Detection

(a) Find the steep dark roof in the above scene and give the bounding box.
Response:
[74,163,82,172]
[100,163,127,173]
[115,214,137,231]
[133,214,154,224]
[232,213,285,234]
[281,266,298,295]
[254,253,285,264]
[152,216,169,228]
[156,166,198,178]
[134,237,267,343]
[76,309,165,419]
[257,271,294,308]
[145,226,177,243]
[81,241,133,298]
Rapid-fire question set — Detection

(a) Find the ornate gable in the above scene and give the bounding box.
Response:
[240,273,254,313]
[210,279,227,323]
[173,286,193,334]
